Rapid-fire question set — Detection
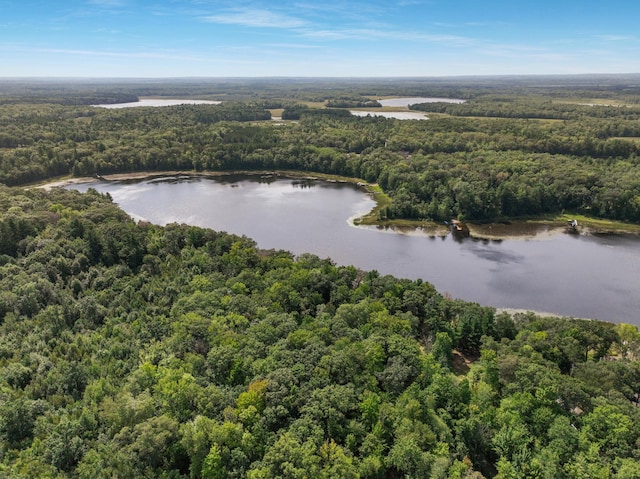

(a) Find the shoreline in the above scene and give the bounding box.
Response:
[36,170,640,239]
[35,171,636,324]
[495,307,590,320]
[37,170,358,189]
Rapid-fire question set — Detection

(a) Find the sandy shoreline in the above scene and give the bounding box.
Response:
[38,170,279,190]
[495,307,585,319]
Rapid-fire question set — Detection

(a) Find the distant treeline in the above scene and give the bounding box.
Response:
[325,98,382,108]
[1,84,640,223]
[281,106,353,120]
[4,74,640,105]
[0,91,139,106]
[410,98,640,121]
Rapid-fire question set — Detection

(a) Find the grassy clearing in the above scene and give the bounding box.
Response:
[425,112,563,123]
[267,108,284,118]
[460,115,563,123]
[484,212,640,235]
[299,101,327,109]
[352,184,390,225]
[554,213,640,235]
[611,136,640,144]
[552,98,631,107]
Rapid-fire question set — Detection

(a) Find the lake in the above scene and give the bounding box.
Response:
[65,174,640,325]
[92,98,222,108]
[378,97,466,107]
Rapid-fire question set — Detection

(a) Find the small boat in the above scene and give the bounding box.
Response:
[567,219,579,234]
[450,219,470,237]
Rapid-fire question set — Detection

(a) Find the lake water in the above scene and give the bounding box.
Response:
[66,175,640,324]
[378,97,466,107]
[92,99,222,108]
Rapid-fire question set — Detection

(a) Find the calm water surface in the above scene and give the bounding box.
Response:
[93,99,222,108]
[67,175,640,324]
[378,97,466,107]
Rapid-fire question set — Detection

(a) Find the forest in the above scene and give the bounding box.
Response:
[1,77,640,478]
[1,77,640,223]
[1,185,640,478]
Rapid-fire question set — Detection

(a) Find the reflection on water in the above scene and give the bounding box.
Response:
[465,241,524,264]
[65,174,640,324]
[378,97,466,107]
[92,99,222,108]
[469,222,562,239]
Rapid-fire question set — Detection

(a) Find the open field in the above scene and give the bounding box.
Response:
[553,98,634,107]
[612,136,640,144]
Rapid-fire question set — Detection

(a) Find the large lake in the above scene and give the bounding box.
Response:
[93,99,222,109]
[66,175,640,325]
[378,97,466,107]
[351,97,465,120]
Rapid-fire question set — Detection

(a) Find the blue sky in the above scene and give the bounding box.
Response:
[1,0,639,77]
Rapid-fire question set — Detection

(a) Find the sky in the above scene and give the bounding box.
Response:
[1,0,639,77]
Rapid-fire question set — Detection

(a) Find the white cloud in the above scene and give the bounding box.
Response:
[203,8,307,29]
[198,2,480,48]
[87,0,126,6]
[3,45,208,62]
[266,43,322,49]
[596,34,637,42]
[292,1,386,19]
[299,25,475,46]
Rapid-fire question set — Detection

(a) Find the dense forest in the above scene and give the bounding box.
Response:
[1,185,640,478]
[1,77,640,223]
[1,77,640,477]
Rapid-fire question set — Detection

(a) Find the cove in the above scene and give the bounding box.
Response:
[65,174,640,325]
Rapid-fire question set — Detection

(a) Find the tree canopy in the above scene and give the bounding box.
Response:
[1,77,640,223]
[1,78,640,477]
[0,185,638,478]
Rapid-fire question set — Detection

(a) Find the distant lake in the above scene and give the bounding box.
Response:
[350,111,429,120]
[378,97,466,107]
[92,98,222,108]
[65,174,640,325]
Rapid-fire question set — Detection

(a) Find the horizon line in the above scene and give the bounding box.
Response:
[2,72,640,81]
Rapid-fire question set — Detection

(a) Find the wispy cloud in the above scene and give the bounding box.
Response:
[299,25,476,46]
[2,44,205,62]
[87,0,126,6]
[266,43,322,49]
[92,28,122,35]
[203,8,307,29]
[596,34,637,42]
[197,2,483,48]
[2,43,280,68]
[432,20,508,29]
[292,2,386,20]
[397,0,429,6]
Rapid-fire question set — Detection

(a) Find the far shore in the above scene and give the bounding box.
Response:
[38,170,356,190]
[495,307,586,320]
[36,170,640,239]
